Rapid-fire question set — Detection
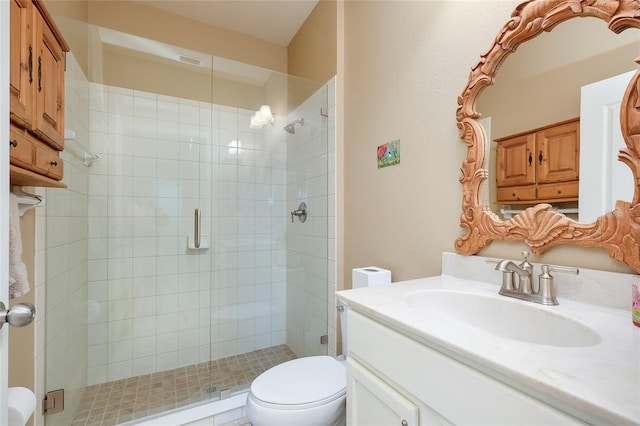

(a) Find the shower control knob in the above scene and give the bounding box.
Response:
[0,302,36,329]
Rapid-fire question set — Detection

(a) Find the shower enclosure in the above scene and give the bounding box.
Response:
[40,18,335,425]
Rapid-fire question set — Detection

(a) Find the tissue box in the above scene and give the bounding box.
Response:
[352,267,391,288]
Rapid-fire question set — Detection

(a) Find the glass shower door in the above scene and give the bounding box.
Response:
[44,20,216,425]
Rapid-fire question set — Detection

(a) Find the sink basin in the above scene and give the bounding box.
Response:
[406,289,601,347]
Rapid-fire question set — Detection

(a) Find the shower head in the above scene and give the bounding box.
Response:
[284,118,304,134]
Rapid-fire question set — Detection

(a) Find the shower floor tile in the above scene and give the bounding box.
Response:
[70,345,296,426]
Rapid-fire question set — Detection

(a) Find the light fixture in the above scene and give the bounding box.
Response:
[249,104,275,129]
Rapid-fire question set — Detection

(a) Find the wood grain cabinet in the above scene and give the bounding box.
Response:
[495,118,579,204]
[9,0,68,188]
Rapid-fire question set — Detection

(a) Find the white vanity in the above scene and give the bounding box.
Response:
[336,253,640,426]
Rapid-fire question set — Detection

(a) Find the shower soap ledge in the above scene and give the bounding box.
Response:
[187,236,210,250]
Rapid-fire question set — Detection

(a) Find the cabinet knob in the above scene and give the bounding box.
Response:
[9,140,18,148]
[50,161,58,167]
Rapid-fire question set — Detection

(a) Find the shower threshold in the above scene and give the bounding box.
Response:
[70,345,296,426]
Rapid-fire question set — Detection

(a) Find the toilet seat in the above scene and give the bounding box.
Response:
[250,356,346,409]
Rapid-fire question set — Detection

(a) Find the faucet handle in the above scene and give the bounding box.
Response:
[547,265,579,275]
[537,265,579,305]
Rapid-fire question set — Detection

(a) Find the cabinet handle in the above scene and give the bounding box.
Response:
[528,152,532,167]
[37,57,42,92]
[28,46,33,83]
[9,140,18,148]
[538,151,543,165]
[50,161,58,167]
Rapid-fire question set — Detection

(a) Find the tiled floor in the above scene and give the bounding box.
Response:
[70,345,296,426]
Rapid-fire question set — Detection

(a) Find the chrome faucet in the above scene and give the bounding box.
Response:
[493,252,579,305]
[495,259,533,294]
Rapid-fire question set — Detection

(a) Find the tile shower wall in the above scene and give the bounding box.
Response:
[212,106,289,361]
[39,52,91,426]
[85,84,290,385]
[286,83,333,357]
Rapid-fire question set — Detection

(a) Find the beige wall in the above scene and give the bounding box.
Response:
[45,0,288,75]
[342,0,634,289]
[46,1,334,112]
[288,0,337,83]
[88,1,287,73]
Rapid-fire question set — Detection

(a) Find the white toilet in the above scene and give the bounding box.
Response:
[245,303,349,426]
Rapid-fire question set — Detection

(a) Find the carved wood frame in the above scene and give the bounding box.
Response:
[456,0,640,273]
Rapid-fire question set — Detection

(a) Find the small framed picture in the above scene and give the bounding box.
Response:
[377,140,400,168]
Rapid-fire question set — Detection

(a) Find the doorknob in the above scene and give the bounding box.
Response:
[0,302,35,330]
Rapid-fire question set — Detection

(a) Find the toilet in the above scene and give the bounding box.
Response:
[245,303,349,426]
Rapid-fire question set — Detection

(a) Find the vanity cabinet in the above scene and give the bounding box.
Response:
[495,118,579,204]
[9,0,68,188]
[346,309,583,425]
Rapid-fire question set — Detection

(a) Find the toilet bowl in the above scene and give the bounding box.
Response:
[246,304,349,426]
[245,356,346,426]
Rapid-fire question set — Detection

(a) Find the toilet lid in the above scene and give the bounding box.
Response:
[251,356,346,406]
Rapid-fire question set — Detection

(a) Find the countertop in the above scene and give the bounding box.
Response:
[336,275,640,425]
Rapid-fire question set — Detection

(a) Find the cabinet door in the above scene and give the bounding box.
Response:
[537,120,579,184]
[9,0,33,128]
[495,133,535,187]
[33,9,65,150]
[347,358,419,426]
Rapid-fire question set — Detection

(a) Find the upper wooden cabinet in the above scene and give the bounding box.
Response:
[495,118,580,204]
[9,0,69,187]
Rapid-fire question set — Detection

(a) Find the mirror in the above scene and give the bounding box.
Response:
[456,0,640,273]
[477,17,639,221]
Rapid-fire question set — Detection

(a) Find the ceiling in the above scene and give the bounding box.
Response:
[133,0,319,46]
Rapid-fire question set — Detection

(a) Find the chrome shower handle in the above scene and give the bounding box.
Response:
[194,208,201,249]
[290,202,307,223]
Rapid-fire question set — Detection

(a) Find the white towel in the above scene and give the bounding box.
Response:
[9,193,30,299]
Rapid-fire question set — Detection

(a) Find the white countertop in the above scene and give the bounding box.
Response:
[337,274,640,425]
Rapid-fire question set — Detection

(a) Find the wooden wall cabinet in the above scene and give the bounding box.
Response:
[9,0,68,188]
[495,118,579,204]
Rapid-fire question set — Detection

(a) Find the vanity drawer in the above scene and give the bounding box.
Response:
[537,181,579,201]
[496,186,536,203]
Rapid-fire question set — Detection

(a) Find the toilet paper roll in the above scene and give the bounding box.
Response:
[352,267,391,289]
[8,387,36,426]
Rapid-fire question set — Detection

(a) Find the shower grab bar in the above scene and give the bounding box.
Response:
[194,208,201,249]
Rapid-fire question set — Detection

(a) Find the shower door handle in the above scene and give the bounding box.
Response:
[194,208,201,249]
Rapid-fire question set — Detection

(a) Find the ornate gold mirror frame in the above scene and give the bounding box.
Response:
[456,0,640,272]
